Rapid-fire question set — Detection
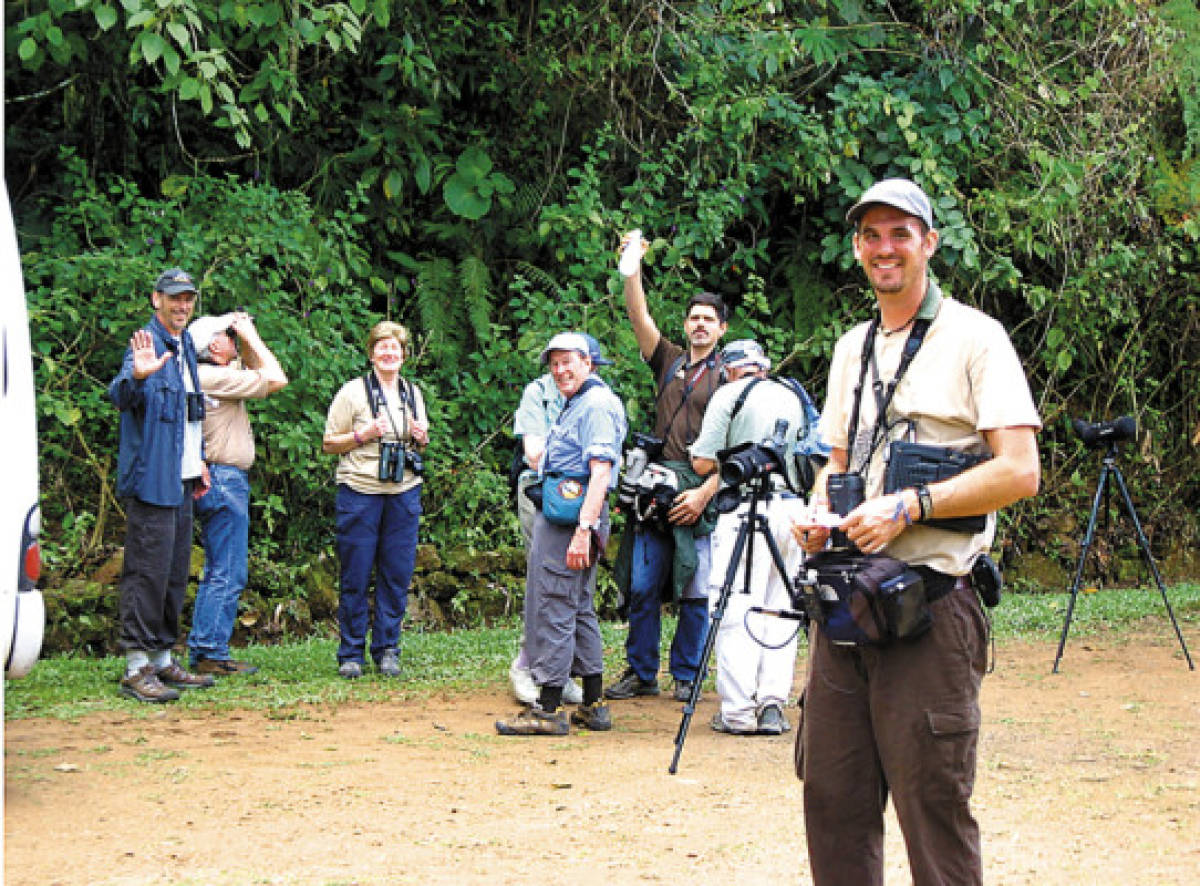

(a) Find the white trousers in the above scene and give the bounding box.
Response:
[707,493,806,731]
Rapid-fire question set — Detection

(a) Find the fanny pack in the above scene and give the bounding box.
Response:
[539,472,591,526]
[799,551,932,647]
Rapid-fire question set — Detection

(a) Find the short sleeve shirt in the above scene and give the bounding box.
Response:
[648,337,723,461]
[325,375,427,495]
[689,376,811,493]
[821,291,1041,575]
[513,373,563,439]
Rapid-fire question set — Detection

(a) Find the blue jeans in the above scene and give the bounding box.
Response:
[335,483,421,665]
[624,528,711,683]
[188,464,250,664]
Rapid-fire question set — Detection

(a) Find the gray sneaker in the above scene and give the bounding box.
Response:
[604,668,660,700]
[338,661,362,680]
[378,648,400,677]
[757,704,791,735]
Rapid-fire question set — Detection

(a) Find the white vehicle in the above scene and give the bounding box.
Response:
[1,179,45,678]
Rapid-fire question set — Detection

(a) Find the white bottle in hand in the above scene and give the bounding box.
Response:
[619,229,643,277]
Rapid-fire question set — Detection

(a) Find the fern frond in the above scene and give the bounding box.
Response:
[459,253,493,344]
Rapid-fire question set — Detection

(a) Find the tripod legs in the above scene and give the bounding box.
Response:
[1053,456,1194,673]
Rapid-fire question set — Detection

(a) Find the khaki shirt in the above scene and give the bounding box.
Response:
[821,290,1041,575]
[325,375,427,495]
[198,363,271,471]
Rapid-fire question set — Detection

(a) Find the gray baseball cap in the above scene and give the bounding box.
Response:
[154,267,197,295]
[845,178,934,230]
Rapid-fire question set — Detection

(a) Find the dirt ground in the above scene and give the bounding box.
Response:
[4,629,1198,886]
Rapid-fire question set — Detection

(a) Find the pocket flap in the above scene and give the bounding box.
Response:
[926,708,980,737]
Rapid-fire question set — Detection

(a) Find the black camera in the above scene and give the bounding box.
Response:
[718,419,790,487]
[186,391,206,422]
[1073,415,1136,449]
[826,472,865,552]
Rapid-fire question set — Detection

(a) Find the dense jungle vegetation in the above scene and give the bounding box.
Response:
[6,0,1199,644]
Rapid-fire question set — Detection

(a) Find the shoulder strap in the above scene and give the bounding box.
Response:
[362,374,379,416]
[728,377,764,424]
[847,318,931,468]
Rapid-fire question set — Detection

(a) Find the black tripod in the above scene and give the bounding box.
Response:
[669,474,802,774]
[1052,440,1194,673]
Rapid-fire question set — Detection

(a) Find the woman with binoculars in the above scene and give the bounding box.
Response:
[322,321,429,679]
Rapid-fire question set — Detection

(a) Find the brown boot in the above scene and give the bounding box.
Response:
[119,664,181,703]
[156,660,215,690]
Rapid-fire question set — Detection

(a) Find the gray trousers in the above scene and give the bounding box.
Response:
[800,580,988,886]
[523,510,606,688]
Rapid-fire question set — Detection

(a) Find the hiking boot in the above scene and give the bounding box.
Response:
[710,712,755,735]
[338,661,362,680]
[570,702,613,732]
[194,658,259,677]
[757,704,791,736]
[562,678,584,705]
[673,679,698,703]
[495,704,569,736]
[119,664,180,704]
[156,660,215,690]
[604,668,660,700]
[377,648,400,677]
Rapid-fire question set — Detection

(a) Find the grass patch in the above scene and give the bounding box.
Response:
[6,585,1197,721]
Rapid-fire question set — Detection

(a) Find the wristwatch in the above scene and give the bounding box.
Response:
[915,484,934,522]
[577,518,595,533]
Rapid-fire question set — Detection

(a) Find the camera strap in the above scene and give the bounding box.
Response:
[654,351,722,448]
[847,317,931,476]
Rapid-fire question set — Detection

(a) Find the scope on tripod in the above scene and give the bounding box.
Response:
[1072,415,1136,449]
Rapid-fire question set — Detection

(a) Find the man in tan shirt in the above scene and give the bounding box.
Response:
[185,312,287,676]
[794,178,1041,885]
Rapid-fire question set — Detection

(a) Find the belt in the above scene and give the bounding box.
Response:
[914,566,971,602]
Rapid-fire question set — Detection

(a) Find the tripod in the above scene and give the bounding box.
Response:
[669,474,802,774]
[1052,441,1194,673]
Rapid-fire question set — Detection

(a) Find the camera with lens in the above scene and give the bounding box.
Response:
[618,461,679,535]
[718,419,791,488]
[616,432,664,512]
[186,391,206,422]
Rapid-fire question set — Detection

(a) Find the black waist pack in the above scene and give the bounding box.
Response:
[799,551,932,647]
[884,441,990,534]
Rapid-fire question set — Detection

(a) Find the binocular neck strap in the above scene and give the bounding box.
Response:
[362,372,410,440]
[847,317,931,475]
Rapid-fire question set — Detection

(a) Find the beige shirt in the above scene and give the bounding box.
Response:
[821,294,1041,575]
[198,363,271,471]
[325,375,427,495]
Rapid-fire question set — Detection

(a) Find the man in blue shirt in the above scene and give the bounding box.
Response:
[497,333,626,735]
[509,335,612,705]
[109,268,215,702]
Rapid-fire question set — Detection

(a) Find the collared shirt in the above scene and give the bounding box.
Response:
[512,373,563,481]
[324,374,428,495]
[109,315,204,506]
[648,338,723,461]
[689,375,811,493]
[821,282,1042,574]
[541,376,626,490]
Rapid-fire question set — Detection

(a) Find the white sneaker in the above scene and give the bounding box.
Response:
[509,660,538,704]
[562,678,584,705]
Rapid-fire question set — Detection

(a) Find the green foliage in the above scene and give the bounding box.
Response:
[23,152,379,577]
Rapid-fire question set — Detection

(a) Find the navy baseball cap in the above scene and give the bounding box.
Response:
[155,267,197,295]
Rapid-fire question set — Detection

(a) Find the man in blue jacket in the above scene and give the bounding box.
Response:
[109,267,215,702]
